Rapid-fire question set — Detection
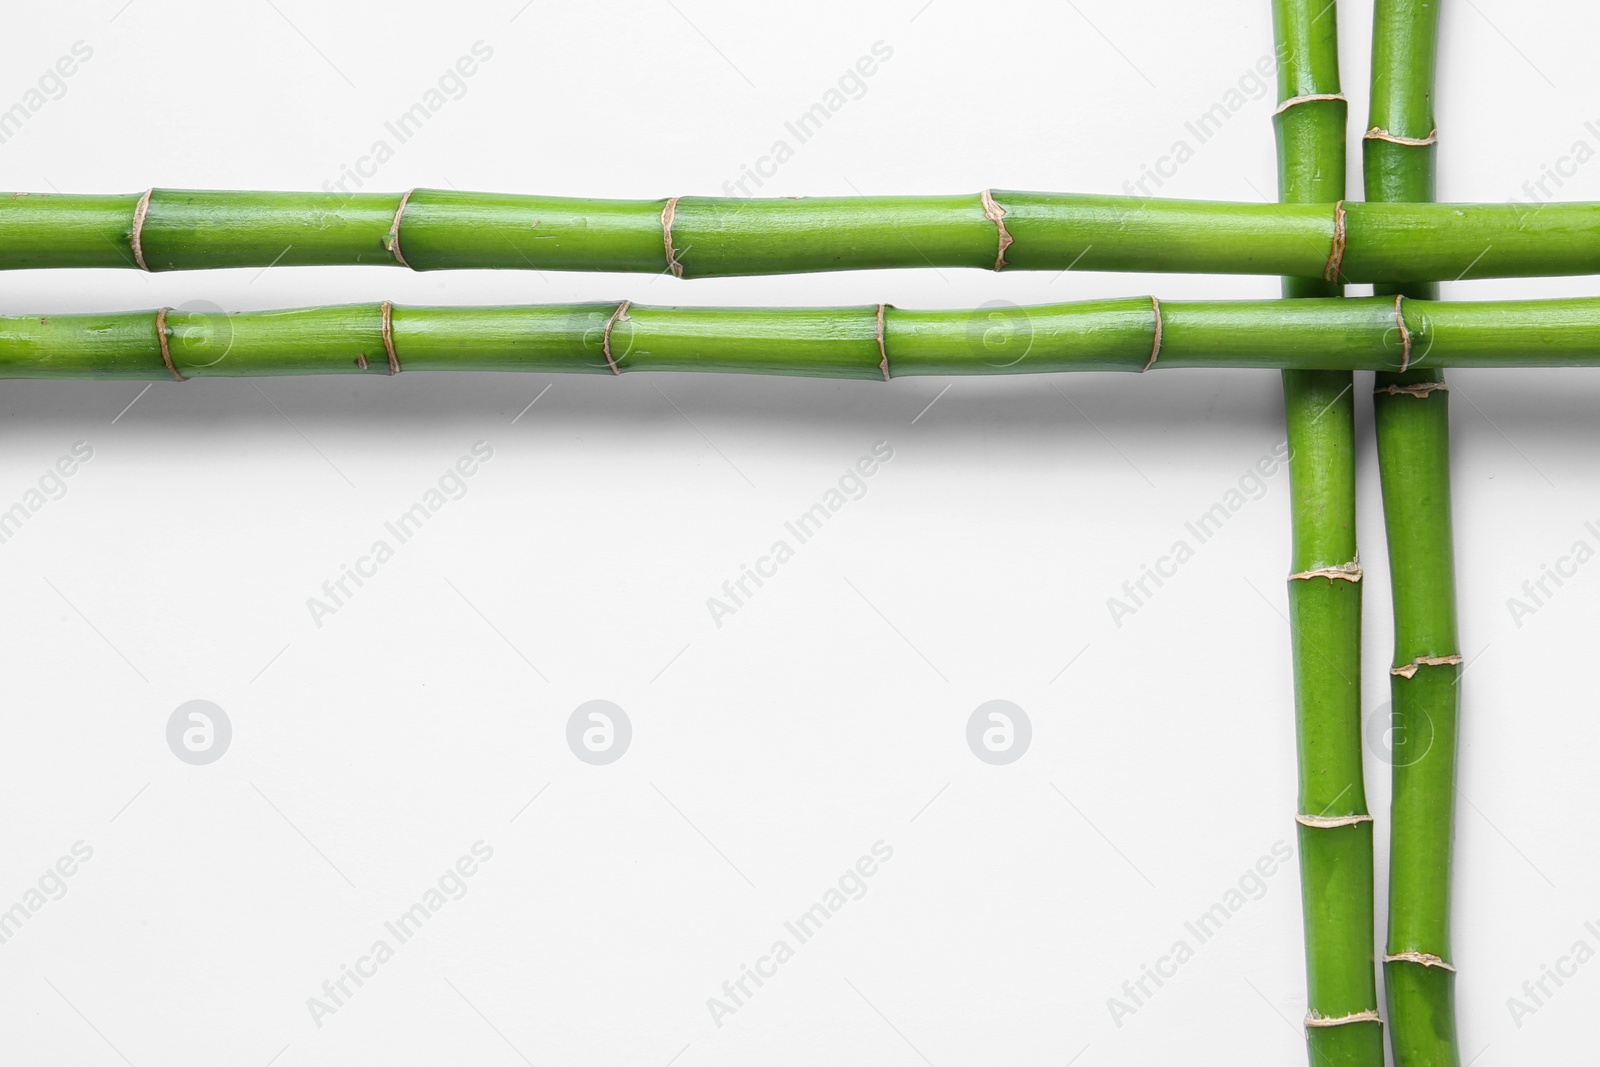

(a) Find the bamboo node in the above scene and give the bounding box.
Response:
[876,303,891,381]
[1393,294,1413,371]
[1376,380,1448,398]
[385,189,414,268]
[981,189,1014,271]
[1296,813,1374,829]
[131,188,154,272]
[155,307,186,382]
[1288,558,1362,583]
[1365,126,1438,146]
[1144,296,1162,371]
[380,301,401,375]
[602,300,631,375]
[1322,200,1347,282]
[1390,654,1464,679]
[1304,1010,1382,1028]
[661,197,684,278]
[1273,92,1347,116]
[1385,951,1456,971]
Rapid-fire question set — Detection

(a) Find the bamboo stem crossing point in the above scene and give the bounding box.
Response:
[8,188,1600,282]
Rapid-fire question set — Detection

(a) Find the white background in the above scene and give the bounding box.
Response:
[2,0,1596,1064]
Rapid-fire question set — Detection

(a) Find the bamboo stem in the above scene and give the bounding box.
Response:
[1367,2,1461,1064]
[8,297,1600,379]
[1272,2,1384,1062]
[4,188,1600,281]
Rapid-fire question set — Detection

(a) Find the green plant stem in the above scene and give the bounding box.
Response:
[7,297,1600,379]
[4,188,1600,281]
[1367,2,1460,1064]
[1273,1,1383,1062]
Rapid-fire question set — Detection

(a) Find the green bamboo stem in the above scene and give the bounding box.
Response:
[7,297,1600,379]
[1272,2,1384,1062]
[1367,2,1461,1064]
[4,188,1600,282]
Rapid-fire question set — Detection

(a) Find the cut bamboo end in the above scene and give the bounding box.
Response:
[1365,126,1438,146]
[1323,200,1347,282]
[1144,296,1162,371]
[1305,1010,1382,1028]
[981,189,1013,271]
[1288,558,1363,582]
[154,306,186,382]
[1296,812,1375,829]
[1274,92,1347,115]
[661,197,684,278]
[385,189,414,267]
[131,188,154,272]
[1390,654,1463,679]
[601,300,630,375]
[379,301,401,375]
[875,303,891,381]
[1384,951,1456,971]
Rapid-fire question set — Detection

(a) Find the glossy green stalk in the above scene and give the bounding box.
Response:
[7,297,1600,379]
[1273,2,1384,1063]
[1367,2,1460,1064]
[4,188,1600,281]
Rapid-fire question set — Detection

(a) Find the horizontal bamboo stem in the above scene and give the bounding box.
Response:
[4,189,1599,282]
[8,296,1600,380]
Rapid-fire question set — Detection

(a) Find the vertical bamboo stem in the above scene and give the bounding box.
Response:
[1272,2,1385,1062]
[1367,2,1461,1064]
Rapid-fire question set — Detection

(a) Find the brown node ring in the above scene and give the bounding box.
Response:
[1384,951,1456,971]
[981,189,1014,272]
[1365,126,1439,146]
[380,301,401,375]
[661,198,685,279]
[1393,294,1413,371]
[385,190,414,268]
[1390,654,1464,679]
[1322,200,1347,282]
[1305,1010,1382,1029]
[1273,92,1347,115]
[876,304,891,381]
[602,300,631,375]
[155,307,186,382]
[131,188,155,272]
[1145,296,1163,371]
